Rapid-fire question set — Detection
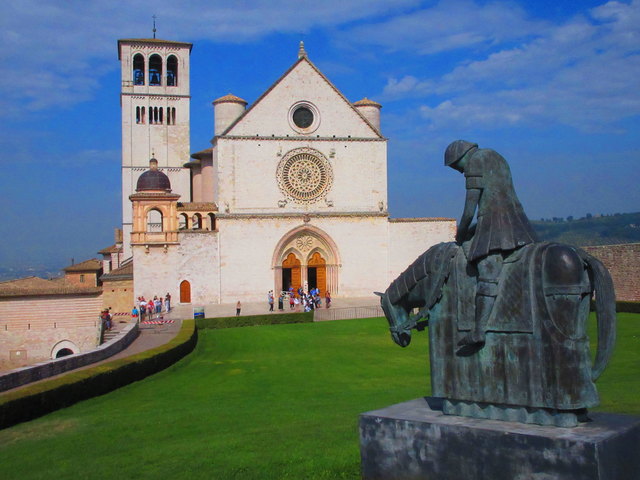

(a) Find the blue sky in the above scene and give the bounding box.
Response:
[0,0,638,270]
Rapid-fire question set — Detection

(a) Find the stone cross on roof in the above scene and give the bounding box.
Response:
[298,41,307,59]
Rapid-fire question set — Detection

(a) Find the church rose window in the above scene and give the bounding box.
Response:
[277,147,333,204]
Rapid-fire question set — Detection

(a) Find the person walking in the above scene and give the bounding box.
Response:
[236,301,242,316]
[268,291,274,312]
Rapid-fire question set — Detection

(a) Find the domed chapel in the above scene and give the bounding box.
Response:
[115,37,455,305]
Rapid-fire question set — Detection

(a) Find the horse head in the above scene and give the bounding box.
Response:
[376,291,417,347]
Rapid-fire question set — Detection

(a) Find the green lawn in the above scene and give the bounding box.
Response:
[0,314,638,479]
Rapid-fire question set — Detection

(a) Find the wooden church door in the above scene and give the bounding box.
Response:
[307,252,326,295]
[180,280,191,303]
[282,253,301,293]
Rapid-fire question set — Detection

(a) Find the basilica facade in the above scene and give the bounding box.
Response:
[116,37,454,305]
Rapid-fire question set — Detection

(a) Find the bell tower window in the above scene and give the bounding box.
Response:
[149,54,162,86]
[167,55,178,87]
[133,54,145,85]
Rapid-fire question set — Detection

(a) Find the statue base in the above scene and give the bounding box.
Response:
[359,397,640,480]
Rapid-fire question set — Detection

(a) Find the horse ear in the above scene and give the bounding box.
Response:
[374,291,384,297]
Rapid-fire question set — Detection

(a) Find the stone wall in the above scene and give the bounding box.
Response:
[102,278,134,315]
[0,293,103,371]
[582,243,640,301]
[388,218,457,280]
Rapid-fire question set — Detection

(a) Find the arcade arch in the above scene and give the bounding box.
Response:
[272,226,340,295]
[51,340,79,359]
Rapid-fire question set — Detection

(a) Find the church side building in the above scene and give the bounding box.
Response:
[120,39,455,305]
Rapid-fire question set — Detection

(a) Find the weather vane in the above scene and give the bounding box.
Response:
[152,15,157,39]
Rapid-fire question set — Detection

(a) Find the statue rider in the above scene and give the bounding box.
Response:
[445,140,538,346]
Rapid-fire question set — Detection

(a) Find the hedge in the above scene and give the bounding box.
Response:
[616,301,640,314]
[590,300,640,314]
[0,319,197,430]
[196,312,314,330]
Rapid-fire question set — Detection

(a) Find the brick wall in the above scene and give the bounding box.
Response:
[0,293,103,371]
[102,278,134,316]
[582,243,640,301]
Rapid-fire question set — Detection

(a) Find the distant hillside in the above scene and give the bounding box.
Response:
[532,212,640,246]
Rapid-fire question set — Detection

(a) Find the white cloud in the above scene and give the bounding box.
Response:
[344,0,548,55]
[380,0,640,132]
[0,0,420,114]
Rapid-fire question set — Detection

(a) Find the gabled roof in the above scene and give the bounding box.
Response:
[217,55,384,139]
[98,244,122,255]
[63,258,102,273]
[101,262,133,282]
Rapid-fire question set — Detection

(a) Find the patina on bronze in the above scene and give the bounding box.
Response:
[378,141,616,427]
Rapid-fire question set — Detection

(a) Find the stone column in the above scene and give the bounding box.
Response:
[274,267,282,295]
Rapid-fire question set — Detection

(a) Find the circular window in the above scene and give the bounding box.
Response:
[288,101,320,134]
[277,148,333,204]
[293,107,314,128]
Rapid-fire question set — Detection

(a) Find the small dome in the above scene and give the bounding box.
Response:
[212,93,247,105]
[353,97,381,108]
[136,158,172,192]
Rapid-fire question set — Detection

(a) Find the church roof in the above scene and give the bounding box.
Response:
[213,94,247,105]
[101,262,133,282]
[63,258,102,272]
[98,244,122,255]
[216,54,384,139]
[354,97,382,108]
[190,147,213,160]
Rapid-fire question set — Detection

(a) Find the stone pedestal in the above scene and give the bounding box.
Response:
[359,397,640,480]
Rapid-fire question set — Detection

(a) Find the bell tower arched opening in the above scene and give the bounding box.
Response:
[133,53,145,85]
[149,54,162,86]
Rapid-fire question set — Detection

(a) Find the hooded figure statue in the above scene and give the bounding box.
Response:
[445,140,538,346]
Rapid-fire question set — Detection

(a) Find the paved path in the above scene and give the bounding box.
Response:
[168,295,379,319]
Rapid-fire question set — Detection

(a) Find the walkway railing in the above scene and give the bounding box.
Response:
[314,305,383,322]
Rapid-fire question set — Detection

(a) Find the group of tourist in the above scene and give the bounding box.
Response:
[267,287,331,313]
[100,308,113,331]
[132,293,172,321]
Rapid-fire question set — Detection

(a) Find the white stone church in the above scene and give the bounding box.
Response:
[114,37,454,306]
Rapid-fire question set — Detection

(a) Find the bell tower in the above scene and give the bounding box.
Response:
[117,37,192,258]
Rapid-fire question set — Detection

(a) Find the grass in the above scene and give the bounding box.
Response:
[0,314,638,479]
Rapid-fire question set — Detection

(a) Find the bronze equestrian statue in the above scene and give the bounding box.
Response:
[378,141,616,427]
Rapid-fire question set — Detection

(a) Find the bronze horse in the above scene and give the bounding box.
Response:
[378,240,616,426]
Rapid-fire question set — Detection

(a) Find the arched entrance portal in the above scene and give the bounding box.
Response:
[272,226,340,296]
